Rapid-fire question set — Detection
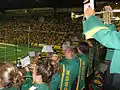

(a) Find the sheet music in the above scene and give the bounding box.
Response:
[29,51,35,57]
[21,56,30,67]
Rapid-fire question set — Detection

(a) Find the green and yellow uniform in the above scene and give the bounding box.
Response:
[105,48,114,61]
[83,15,120,74]
[60,59,79,90]
[51,58,79,90]
[105,24,116,61]
[29,83,51,90]
[50,73,61,90]
[74,54,89,90]
[58,56,66,66]
[21,71,33,90]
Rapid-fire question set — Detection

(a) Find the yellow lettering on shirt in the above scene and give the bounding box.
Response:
[64,70,70,90]
[66,70,70,75]
[66,76,69,81]
[64,88,68,90]
[65,82,69,87]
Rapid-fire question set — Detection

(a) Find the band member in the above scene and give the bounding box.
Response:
[72,42,89,90]
[83,6,120,90]
[29,58,54,90]
[0,62,21,90]
[50,48,79,90]
[21,66,33,90]
[59,48,79,90]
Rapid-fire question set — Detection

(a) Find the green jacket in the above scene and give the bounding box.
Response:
[21,71,33,90]
[60,59,79,90]
[29,83,50,90]
[83,15,120,73]
[50,73,61,90]
[74,54,89,90]
[58,56,66,66]
[105,24,116,61]
[51,58,79,90]
[105,48,114,61]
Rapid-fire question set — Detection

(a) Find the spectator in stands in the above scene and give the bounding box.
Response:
[0,15,81,46]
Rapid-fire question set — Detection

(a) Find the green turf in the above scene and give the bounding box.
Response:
[0,44,42,63]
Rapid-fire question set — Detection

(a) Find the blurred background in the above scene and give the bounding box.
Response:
[0,0,120,65]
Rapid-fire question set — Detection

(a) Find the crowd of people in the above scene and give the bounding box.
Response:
[0,13,92,90]
[0,15,81,45]
[1,5,120,90]
[0,41,90,90]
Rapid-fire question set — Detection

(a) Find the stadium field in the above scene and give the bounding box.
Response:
[0,43,42,64]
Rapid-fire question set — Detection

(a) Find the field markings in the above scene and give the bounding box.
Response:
[0,47,6,49]
[0,43,18,46]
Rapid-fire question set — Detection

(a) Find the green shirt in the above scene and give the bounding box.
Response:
[58,56,66,66]
[50,74,61,90]
[51,58,79,90]
[29,83,50,90]
[60,59,79,90]
[105,48,114,61]
[74,54,89,90]
[21,71,33,90]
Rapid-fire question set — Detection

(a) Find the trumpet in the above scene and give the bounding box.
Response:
[71,12,83,20]
[71,9,120,20]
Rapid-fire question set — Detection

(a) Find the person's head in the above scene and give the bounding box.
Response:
[64,47,73,59]
[0,62,21,88]
[49,54,62,73]
[87,39,93,47]
[32,59,53,84]
[50,54,59,62]
[77,41,89,55]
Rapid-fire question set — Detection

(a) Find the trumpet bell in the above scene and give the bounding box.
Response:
[71,12,82,20]
[71,12,75,20]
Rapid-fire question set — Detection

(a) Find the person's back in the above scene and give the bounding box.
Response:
[60,48,79,90]
[64,59,79,89]
[30,83,49,90]
[75,54,89,90]
[21,71,33,90]
[29,58,54,90]
[50,48,79,90]
[73,42,89,90]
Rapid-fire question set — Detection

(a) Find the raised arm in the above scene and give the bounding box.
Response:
[83,7,120,49]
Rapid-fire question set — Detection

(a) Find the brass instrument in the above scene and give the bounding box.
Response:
[71,12,83,20]
[102,6,113,24]
[71,9,120,20]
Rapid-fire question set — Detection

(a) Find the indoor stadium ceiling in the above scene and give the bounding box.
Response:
[0,0,120,10]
